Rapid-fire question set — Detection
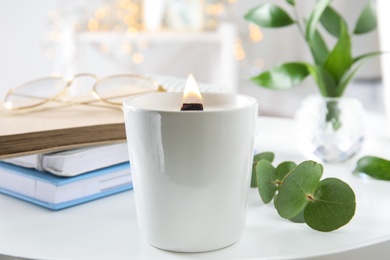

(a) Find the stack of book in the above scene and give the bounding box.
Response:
[0,103,133,210]
[0,75,222,210]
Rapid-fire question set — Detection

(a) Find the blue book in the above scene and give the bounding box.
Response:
[0,161,132,210]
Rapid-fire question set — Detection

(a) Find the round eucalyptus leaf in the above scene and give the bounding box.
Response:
[289,208,305,223]
[254,152,275,163]
[256,159,277,204]
[275,161,323,219]
[304,178,356,232]
[275,161,297,182]
[251,152,275,187]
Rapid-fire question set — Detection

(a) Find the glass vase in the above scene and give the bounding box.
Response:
[295,95,365,163]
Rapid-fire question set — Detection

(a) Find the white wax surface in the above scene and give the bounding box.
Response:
[123,92,257,112]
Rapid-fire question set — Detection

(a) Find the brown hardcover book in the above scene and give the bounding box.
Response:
[0,105,126,159]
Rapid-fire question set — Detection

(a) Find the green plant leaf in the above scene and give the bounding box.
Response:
[337,51,381,96]
[354,156,390,180]
[275,161,297,182]
[275,161,298,217]
[324,21,352,84]
[251,62,309,90]
[286,0,295,6]
[354,0,377,34]
[320,6,348,38]
[244,4,295,28]
[306,0,332,41]
[309,29,329,65]
[251,152,275,187]
[289,208,305,223]
[256,159,277,203]
[304,178,356,232]
[274,161,323,219]
[306,64,338,97]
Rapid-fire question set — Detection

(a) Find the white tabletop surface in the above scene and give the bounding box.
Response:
[1,116,390,260]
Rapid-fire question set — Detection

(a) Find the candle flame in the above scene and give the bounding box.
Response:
[183,74,203,103]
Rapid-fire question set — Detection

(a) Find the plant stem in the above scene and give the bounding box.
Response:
[326,100,342,131]
[291,3,306,39]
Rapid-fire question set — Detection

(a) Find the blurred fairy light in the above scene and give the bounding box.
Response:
[46,0,234,38]
[248,23,263,42]
[94,7,108,20]
[132,52,144,64]
[88,19,100,31]
[205,2,225,30]
[48,30,61,42]
[234,38,246,61]
[254,59,265,70]
[206,3,225,16]
[63,0,144,33]
[45,0,238,67]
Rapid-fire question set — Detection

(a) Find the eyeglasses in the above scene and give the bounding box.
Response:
[2,73,166,112]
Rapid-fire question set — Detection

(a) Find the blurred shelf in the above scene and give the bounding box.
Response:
[79,25,233,43]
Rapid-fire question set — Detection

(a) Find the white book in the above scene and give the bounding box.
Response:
[2,143,129,177]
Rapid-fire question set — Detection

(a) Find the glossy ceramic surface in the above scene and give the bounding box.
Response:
[123,92,258,252]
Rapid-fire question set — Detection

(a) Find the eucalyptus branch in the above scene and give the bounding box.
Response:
[252,152,356,232]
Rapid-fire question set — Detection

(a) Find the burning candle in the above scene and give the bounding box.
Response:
[122,78,258,252]
[180,74,204,111]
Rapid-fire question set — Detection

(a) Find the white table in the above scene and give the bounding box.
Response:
[1,116,390,260]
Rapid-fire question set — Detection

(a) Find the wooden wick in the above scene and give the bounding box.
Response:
[180,103,204,111]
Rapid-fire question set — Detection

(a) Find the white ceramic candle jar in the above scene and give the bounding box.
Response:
[123,92,257,252]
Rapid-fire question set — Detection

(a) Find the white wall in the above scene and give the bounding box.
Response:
[0,1,57,99]
[378,0,390,124]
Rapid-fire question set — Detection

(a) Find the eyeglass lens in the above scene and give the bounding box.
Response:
[94,75,159,105]
[4,78,68,109]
